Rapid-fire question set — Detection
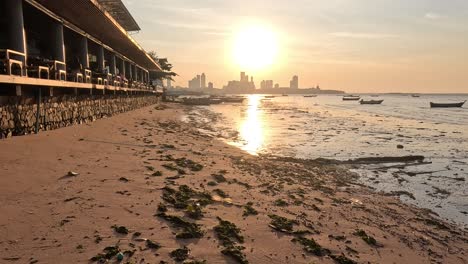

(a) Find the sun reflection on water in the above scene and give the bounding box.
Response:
[239,95,265,155]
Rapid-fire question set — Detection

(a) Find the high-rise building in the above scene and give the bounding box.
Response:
[290,75,299,89]
[208,82,214,89]
[274,83,279,89]
[201,73,206,89]
[167,79,172,89]
[240,72,246,82]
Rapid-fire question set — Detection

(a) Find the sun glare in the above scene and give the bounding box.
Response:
[232,25,279,71]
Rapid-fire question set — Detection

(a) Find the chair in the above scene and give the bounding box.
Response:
[83,69,91,83]
[0,49,26,76]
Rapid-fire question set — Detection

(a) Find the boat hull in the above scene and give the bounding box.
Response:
[430,101,465,108]
[360,100,384,105]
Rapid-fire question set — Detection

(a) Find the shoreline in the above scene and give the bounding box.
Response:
[0,103,467,263]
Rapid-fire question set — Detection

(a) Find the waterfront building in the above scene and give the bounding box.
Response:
[201,73,206,89]
[0,0,162,95]
[290,75,299,89]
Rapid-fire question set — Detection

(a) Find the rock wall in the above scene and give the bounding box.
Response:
[0,94,159,138]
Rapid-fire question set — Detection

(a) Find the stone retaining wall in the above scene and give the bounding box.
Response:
[0,94,159,138]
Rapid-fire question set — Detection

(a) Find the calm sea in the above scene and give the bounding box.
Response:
[183,94,468,228]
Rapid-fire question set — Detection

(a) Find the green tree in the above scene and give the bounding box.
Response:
[148,51,177,81]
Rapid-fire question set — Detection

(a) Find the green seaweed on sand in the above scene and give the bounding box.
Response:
[207,181,218,186]
[221,245,249,264]
[291,236,331,256]
[353,229,378,246]
[174,158,204,171]
[273,199,289,207]
[157,212,204,239]
[162,185,213,210]
[268,214,298,233]
[183,260,207,264]
[112,225,129,235]
[214,217,244,247]
[152,171,163,177]
[162,163,186,174]
[170,246,190,261]
[157,203,168,213]
[214,188,229,198]
[212,173,227,183]
[186,202,204,219]
[146,239,161,249]
[330,254,357,264]
[214,218,248,264]
[242,202,258,217]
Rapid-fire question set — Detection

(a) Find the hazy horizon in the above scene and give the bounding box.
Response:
[123,0,468,93]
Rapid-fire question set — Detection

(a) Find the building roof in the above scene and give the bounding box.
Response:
[96,0,141,31]
[29,0,161,71]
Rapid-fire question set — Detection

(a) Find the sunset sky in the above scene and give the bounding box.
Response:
[123,0,468,93]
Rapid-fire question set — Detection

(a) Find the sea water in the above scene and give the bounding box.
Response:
[184,94,468,227]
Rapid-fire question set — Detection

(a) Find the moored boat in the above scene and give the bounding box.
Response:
[360,99,384,105]
[182,98,222,106]
[343,96,361,101]
[264,95,276,99]
[304,95,317,98]
[430,101,466,108]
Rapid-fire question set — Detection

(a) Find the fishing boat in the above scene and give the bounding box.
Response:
[412,94,421,98]
[430,101,466,108]
[360,99,384,105]
[342,96,361,101]
[264,95,276,99]
[304,95,317,98]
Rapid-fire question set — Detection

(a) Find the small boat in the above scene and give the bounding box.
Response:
[264,95,276,99]
[221,97,245,103]
[412,94,421,98]
[282,94,289,96]
[343,96,361,101]
[430,101,466,108]
[304,95,317,98]
[360,99,384,105]
[370,95,379,97]
[183,98,222,106]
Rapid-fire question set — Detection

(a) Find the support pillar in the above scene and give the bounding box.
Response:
[97,46,105,72]
[121,60,126,77]
[126,61,132,80]
[6,0,26,54]
[109,54,116,75]
[51,22,65,62]
[79,36,89,69]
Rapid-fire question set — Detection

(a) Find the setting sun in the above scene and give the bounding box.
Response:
[232,25,279,71]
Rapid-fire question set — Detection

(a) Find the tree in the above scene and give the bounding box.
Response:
[148,51,177,81]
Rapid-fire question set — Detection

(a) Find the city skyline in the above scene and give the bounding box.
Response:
[123,0,468,93]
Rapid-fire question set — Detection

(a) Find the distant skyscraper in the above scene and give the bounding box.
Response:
[208,82,214,89]
[201,73,206,89]
[167,79,172,89]
[274,83,279,89]
[290,75,299,89]
[240,72,246,82]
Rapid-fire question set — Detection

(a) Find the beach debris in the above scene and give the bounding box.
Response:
[156,212,204,239]
[90,245,135,262]
[242,202,258,217]
[207,181,218,186]
[112,225,129,235]
[170,246,190,261]
[397,144,404,149]
[291,236,330,256]
[67,171,79,177]
[268,214,298,233]
[214,218,248,264]
[353,229,378,246]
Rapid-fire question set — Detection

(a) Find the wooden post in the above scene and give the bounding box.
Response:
[35,87,41,134]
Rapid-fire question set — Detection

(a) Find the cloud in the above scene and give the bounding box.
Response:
[329,32,398,39]
[425,12,441,20]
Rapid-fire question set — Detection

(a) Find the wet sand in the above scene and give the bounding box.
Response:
[0,103,467,264]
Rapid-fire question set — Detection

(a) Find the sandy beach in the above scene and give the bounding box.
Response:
[0,103,467,264]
